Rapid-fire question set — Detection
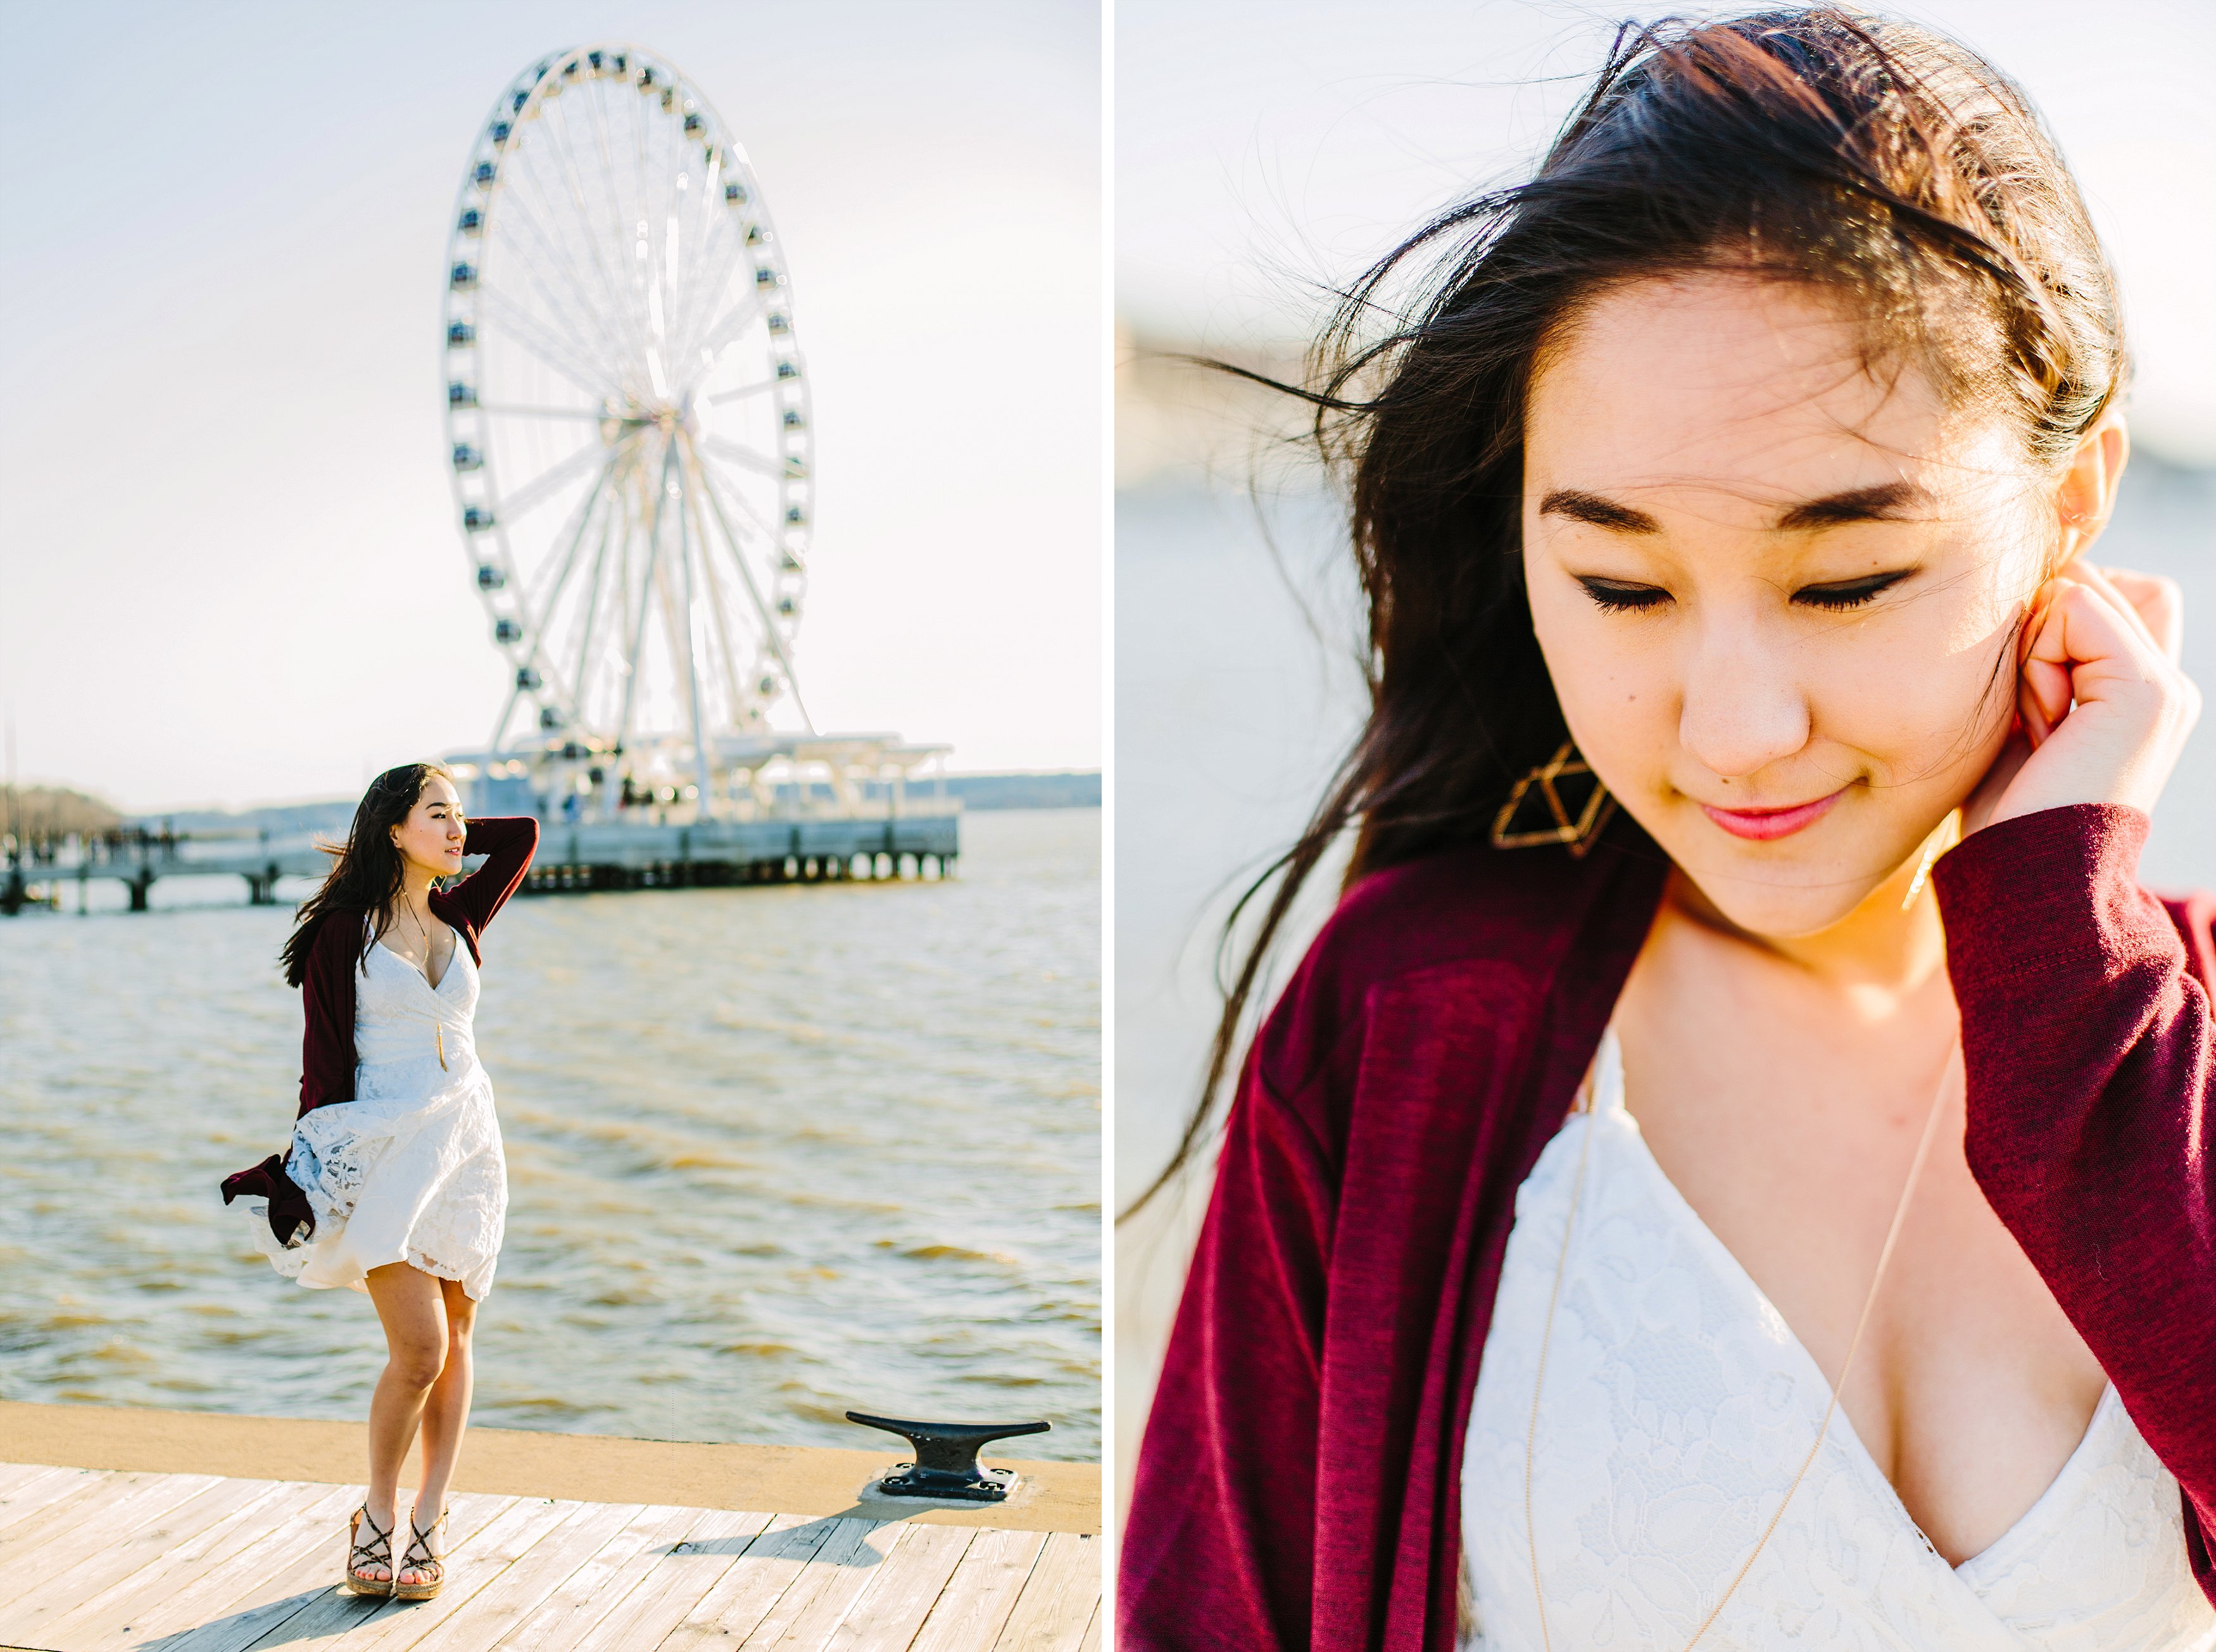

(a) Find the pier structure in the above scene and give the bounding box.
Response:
[1,735,960,919]
[0,811,957,916]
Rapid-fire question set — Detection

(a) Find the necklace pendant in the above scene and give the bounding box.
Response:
[437,1024,448,1071]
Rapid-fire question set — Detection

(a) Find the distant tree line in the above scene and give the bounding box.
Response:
[3,785,123,842]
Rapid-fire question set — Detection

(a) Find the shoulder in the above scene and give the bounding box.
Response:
[303,907,370,975]
[1253,820,1667,1102]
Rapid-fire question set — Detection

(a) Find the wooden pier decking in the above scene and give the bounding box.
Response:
[0,1407,1099,1652]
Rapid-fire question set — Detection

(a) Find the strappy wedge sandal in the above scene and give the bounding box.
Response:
[342,1502,396,1598]
[394,1504,450,1601]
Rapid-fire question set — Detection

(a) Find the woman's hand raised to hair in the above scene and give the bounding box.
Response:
[1962,562,2200,838]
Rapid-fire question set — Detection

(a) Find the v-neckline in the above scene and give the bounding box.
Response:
[1587,1025,2113,1586]
[368,913,458,992]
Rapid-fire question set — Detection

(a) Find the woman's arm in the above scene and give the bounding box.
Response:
[444,814,539,935]
[296,913,358,1119]
[1934,802,2216,1600]
[1120,1050,1337,1651]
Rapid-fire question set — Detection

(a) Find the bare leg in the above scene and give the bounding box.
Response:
[355,1262,449,1586]
[401,1276,479,1586]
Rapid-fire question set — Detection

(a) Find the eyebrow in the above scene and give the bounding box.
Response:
[1538,480,1930,534]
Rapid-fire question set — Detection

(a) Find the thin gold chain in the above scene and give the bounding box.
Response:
[1525,1037,1959,1650]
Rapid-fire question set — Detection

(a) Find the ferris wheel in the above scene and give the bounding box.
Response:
[441,44,813,805]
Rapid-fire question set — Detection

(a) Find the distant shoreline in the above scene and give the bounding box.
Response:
[122,771,1102,836]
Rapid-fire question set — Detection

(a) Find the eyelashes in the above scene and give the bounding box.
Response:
[1578,580,1668,613]
[1576,571,1915,613]
[1795,571,1914,610]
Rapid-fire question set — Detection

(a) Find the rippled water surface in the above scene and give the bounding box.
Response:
[0,809,1100,1459]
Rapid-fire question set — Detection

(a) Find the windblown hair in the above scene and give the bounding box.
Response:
[277,763,458,987]
[1128,6,2125,1216]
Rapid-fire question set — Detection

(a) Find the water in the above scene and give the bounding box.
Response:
[0,808,1100,1460]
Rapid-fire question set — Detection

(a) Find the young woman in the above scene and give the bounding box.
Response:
[1121,11,2210,1649]
[220,764,539,1601]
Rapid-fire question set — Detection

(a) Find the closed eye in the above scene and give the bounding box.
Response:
[1794,570,1915,610]
[1577,577,1669,613]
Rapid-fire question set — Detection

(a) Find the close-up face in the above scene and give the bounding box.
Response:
[1523,272,2061,938]
[389,773,467,880]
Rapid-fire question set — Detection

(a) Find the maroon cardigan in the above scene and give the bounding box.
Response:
[1119,802,2216,1649]
[219,815,540,1243]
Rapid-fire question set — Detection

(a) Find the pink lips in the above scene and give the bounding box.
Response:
[1699,786,1846,842]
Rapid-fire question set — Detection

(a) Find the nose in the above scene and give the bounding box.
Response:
[1677,617,1811,783]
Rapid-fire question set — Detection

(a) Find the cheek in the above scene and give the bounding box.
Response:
[1526,576,1673,777]
[1806,591,2017,781]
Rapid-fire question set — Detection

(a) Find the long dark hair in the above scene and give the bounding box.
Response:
[279,762,458,987]
[1126,6,2124,1216]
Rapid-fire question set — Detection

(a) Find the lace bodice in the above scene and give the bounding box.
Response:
[1461,1028,2216,1651]
[352,916,481,1093]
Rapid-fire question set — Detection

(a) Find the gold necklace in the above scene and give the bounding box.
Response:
[393,898,448,1071]
[1523,1036,1958,1649]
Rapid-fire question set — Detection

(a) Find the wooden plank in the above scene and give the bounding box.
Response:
[0,1460,63,1497]
[0,1470,222,1586]
[0,1470,131,1553]
[291,1494,581,1652]
[4,1474,282,1640]
[824,1524,974,1652]
[565,1508,777,1652]
[158,1490,513,1652]
[38,1480,334,1651]
[84,1480,365,1649]
[401,1499,645,1652]
[0,1464,104,1537]
[906,1531,1048,1652]
[655,1515,847,1650]
[735,1518,903,1651]
[990,1533,1098,1652]
[474,1503,703,1651]
[1076,1603,1099,1652]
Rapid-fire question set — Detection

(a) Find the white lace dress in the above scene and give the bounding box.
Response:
[1462,1026,2216,1651]
[242,916,507,1301]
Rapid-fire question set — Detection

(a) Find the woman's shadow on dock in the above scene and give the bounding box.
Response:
[131,1510,888,1650]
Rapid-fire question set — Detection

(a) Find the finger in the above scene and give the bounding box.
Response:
[2021,654,2072,740]
[2063,560,2163,658]
[2092,565,2185,665]
[2024,577,2171,719]
[2015,578,2072,740]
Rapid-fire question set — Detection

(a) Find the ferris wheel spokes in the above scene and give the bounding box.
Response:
[477,284,621,400]
[486,443,624,735]
[680,432,810,729]
[476,188,634,389]
[477,403,608,421]
[495,441,606,526]
[612,438,676,757]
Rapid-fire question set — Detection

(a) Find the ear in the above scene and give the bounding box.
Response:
[2051,412,2129,572]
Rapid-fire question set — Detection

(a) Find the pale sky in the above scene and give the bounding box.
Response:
[0,0,1099,813]
[1118,0,2216,463]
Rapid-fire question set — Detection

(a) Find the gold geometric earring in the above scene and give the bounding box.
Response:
[1489,741,1618,859]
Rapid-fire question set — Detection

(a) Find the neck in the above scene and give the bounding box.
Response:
[1668,811,1960,1005]
[394,862,440,918]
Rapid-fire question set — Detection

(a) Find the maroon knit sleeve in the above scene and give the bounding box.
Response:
[296,912,360,1119]
[1933,802,2216,1603]
[1120,1046,1337,1651]
[446,815,539,935]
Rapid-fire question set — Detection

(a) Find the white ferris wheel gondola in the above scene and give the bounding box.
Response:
[441,44,815,820]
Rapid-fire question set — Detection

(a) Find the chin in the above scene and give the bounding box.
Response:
[1678,869,1882,940]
